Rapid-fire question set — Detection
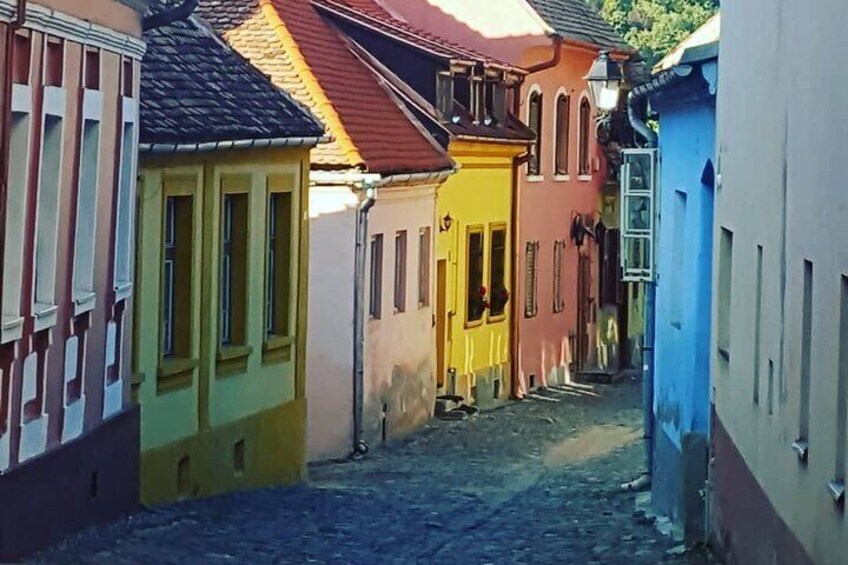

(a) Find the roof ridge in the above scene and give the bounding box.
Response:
[261,0,364,168]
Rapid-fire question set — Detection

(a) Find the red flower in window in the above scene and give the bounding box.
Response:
[479,286,487,296]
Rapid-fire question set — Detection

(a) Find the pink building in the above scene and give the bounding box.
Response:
[0,0,147,558]
[374,0,632,395]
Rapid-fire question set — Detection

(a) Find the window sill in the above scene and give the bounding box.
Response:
[526,175,544,183]
[717,347,730,363]
[792,439,809,463]
[73,291,97,317]
[464,318,484,330]
[1,315,24,344]
[157,357,197,394]
[32,302,58,333]
[577,175,593,182]
[263,335,293,364]
[114,281,133,303]
[217,344,253,377]
[487,313,506,324]
[553,175,570,182]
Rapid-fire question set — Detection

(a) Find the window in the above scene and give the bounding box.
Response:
[836,276,848,491]
[527,90,542,176]
[33,86,66,328]
[489,226,507,317]
[265,191,293,338]
[466,228,485,323]
[114,95,138,301]
[753,245,764,404]
[84,48,100,90]
[394,231,407,313]
[44,37,64,87]
[555,94,570,176]
[553,240,565,313]
[369,235,383,319]
[670,191,687,326]
[470,78,485,123]
[418,227,431,307]
[219,191,248,347]
[579,97,592,175]
[486,81,507,123]
[798,260,813,453]
[525,241,539,318]
[72,88,103,315]
[436,72,454,118]
[162,195,193,359]
[717,227,733,361]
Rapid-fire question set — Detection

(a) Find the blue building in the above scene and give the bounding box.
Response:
[645,17,719,543]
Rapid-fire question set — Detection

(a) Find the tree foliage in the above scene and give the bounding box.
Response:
[588,0,719,65]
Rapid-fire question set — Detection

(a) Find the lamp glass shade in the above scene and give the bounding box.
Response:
[585,51,623,112]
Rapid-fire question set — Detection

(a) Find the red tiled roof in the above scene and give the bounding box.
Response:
[313,0,523,73]
[200,0,453,175]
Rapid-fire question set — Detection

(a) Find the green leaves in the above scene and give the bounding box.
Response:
[588,0,718,65]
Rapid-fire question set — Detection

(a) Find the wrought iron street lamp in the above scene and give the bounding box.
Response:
[585,50,624,112]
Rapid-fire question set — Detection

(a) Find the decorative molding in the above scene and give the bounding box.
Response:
[0,0,146,59]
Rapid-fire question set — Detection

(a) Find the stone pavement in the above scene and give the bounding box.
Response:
[32,379,716,564]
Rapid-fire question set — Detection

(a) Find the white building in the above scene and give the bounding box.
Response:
[712,2,848,564]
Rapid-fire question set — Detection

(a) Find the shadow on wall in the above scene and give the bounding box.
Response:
[363,360,435,448]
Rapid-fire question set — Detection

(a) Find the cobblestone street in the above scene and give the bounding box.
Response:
[33,380,714,564]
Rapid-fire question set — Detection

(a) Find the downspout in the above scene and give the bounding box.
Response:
[623,66,690,490]
[352,180,377,456]
[510,151,531,398]
[512,34,562,116]
[142,0,199,31]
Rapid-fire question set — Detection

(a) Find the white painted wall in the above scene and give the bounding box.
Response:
[713,2,848,562]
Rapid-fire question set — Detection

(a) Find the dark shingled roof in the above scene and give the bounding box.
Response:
[140,8,324,147]
[526,0,631,52]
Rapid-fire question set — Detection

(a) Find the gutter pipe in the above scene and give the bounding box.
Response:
[623,64,692,490]
[142,0,199,31]
[139,135,330,154]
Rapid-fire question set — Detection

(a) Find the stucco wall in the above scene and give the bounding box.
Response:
[306,184,357,461]
[712,2,848,562]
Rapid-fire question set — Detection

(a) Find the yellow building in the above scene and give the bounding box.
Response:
[133,14,324,503]
[435,141,527,407]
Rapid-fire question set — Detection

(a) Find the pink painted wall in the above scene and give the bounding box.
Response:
[513,45,605,396]
[362,183,437,449]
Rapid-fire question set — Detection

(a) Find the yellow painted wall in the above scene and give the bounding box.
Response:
[134,147,311,504]
[436,140,523,405]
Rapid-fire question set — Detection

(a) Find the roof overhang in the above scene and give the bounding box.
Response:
[139,135,331,154]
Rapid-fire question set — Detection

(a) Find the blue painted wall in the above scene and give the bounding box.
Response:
[650,60,717,529]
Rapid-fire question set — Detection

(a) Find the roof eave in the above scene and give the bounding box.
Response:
[139,135,331,154]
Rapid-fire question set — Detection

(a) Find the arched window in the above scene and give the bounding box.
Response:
[527,90,542,176]
[579,97,592,175]
[555,93,570,176]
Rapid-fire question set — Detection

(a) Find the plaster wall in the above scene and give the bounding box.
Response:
[305,184,357,461]
[712,1,848,562]
[515,45,604,396]
[651,79,715,529]
[363,183,437,448]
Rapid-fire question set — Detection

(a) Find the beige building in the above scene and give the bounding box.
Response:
[711,2,848,564]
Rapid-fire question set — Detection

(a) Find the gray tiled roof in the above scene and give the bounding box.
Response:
[526,0,630,51]
[140,8,324,146]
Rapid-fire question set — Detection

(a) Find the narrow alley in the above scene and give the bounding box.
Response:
[33,380,712,565]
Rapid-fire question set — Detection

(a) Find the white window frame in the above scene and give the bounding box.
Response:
[2,82,33,344]
[32,84,67,332]
[577,92,594,181]
[620,148,658,282]
[525,84,544,182]
[72,88,103,316]
[552,87,571,182]
[113,95,138,303]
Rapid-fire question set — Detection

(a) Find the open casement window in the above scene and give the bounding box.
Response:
[370,235,384,319]
[486,80,507,124]
[2,33,33,344]
[436,72,454,119]
[524,241,539,318]
[418,227,431,307]
[219,178,250,349]
[553,240,565,313]
[394,231,408,313]
[527,91,542,176]
[489,226,508,318]
[466,228,485,324]
[555,94,570,176]
[620,149,658,282]
[32,78,67,332]
[114,90,139,303]
[265,179,294,346]
[579,98,592,175]
[72,84,103,316]
[161,191,194,361]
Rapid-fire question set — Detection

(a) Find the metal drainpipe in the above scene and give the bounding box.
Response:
[510,151,531,398]
[352,183,376,456]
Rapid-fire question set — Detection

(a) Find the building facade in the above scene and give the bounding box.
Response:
[134,9,324,504]
[648,25,718,543]
[0,0,146,558]
[711,2,846,563]
[199,0,455,461]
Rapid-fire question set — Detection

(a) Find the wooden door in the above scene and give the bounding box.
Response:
[436,259,447,388]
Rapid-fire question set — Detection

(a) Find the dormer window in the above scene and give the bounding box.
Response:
[470,77,484,123]
[436,72,453,119]
[486,81,507,125]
